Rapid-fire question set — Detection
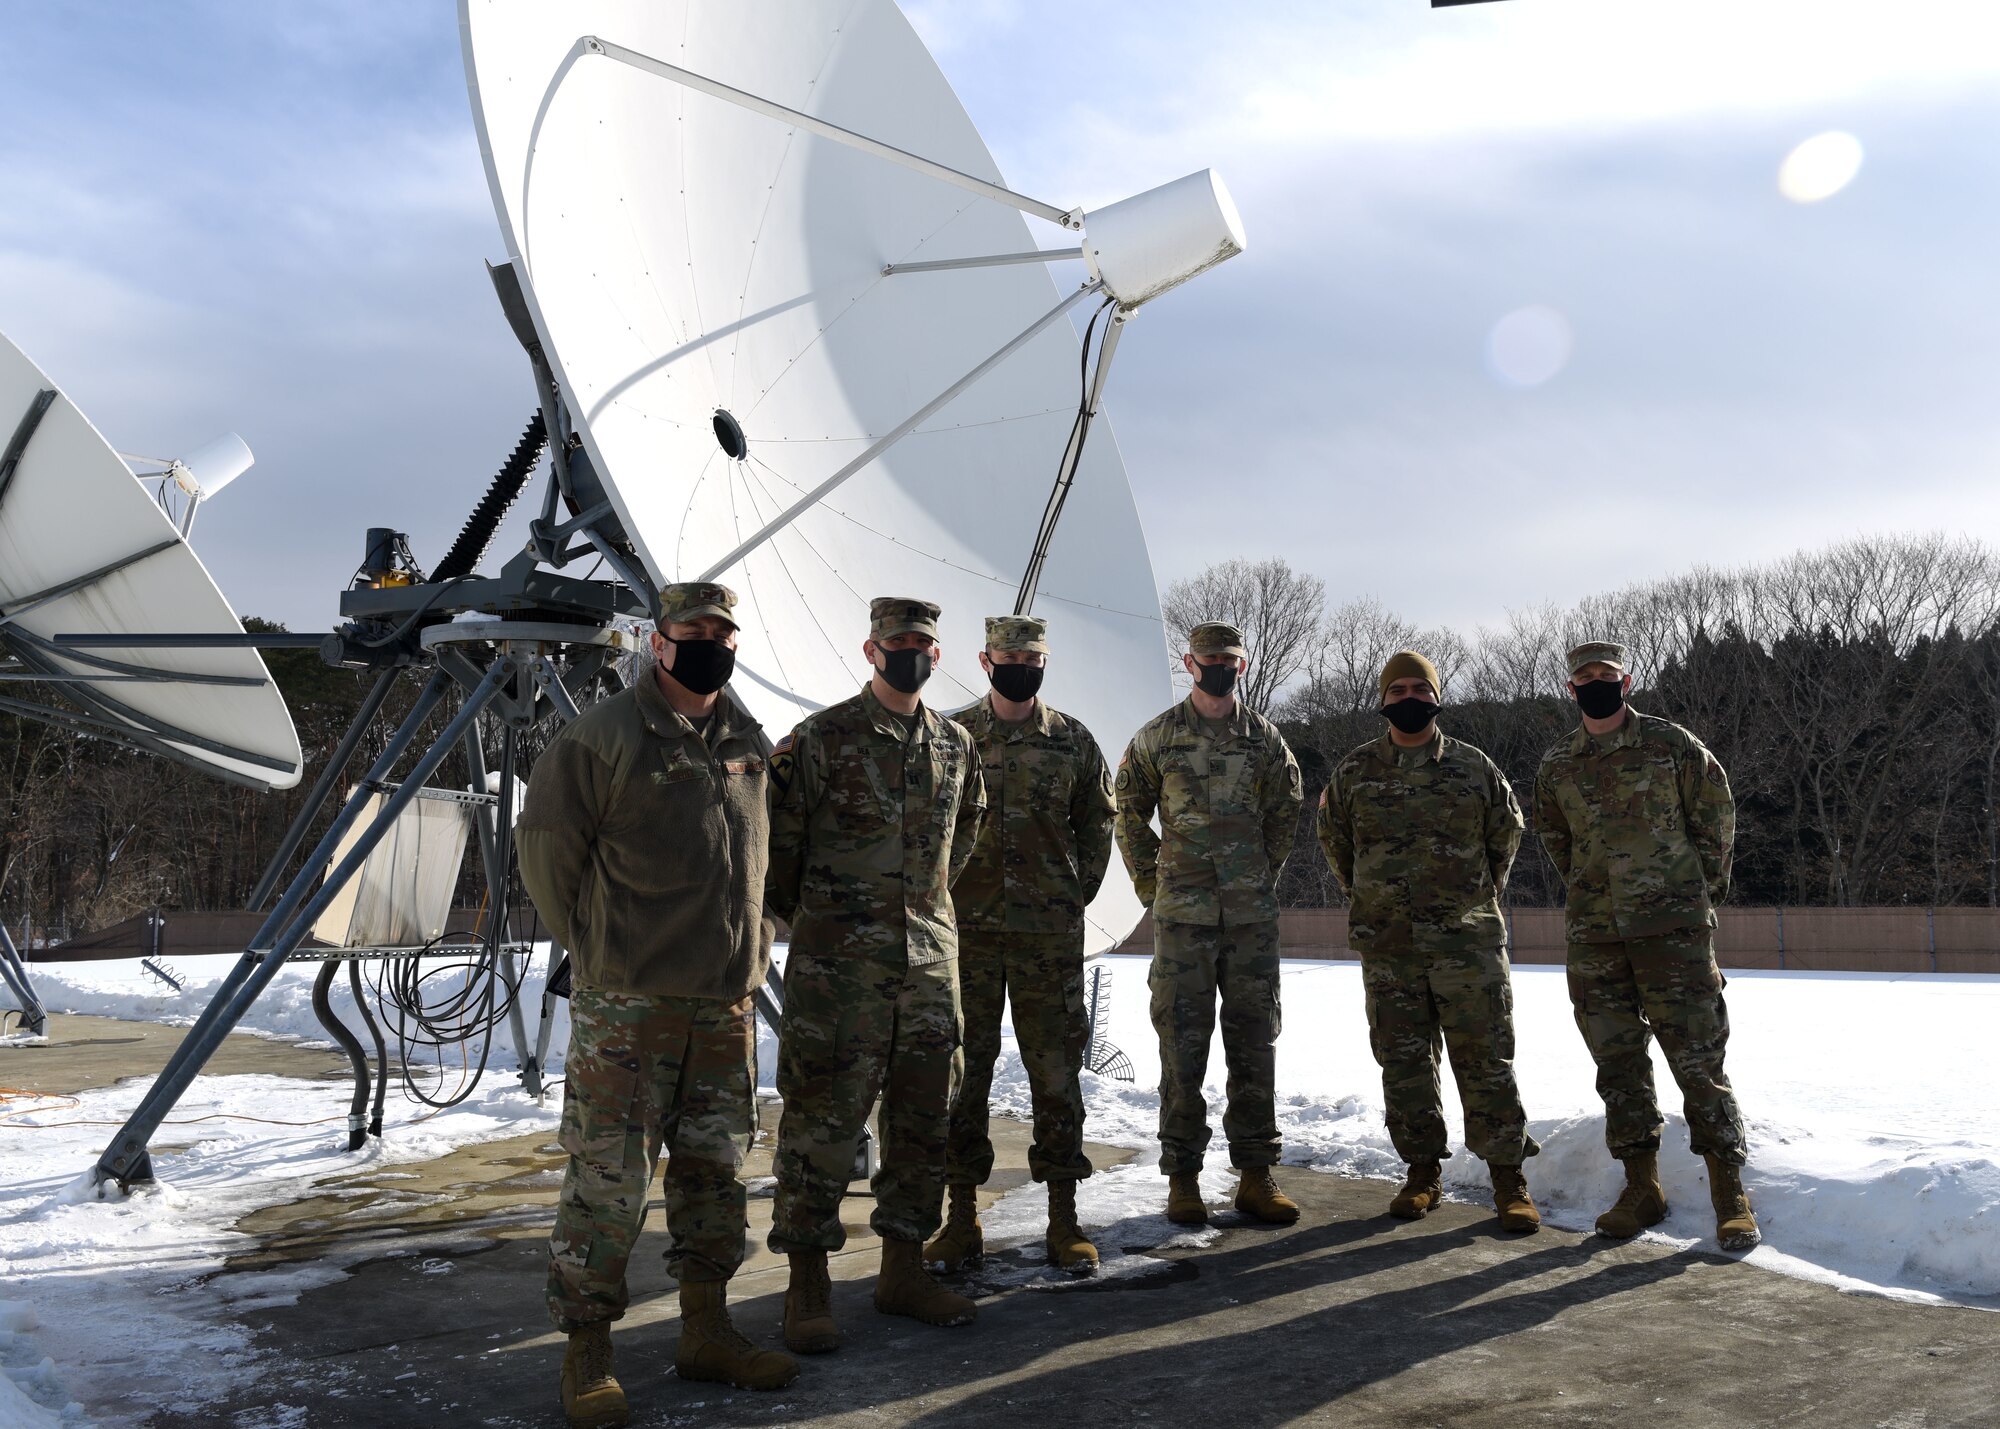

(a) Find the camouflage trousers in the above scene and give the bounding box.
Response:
[768,951,962,1252]
[1360,946,1536,1166]
[1150,919,1282,1175]
[546,987,757,1332]
[1566,930,1748,1165]
[945,929,1092,1187]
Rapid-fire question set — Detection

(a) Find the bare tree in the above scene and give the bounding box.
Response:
[1160,558,1326,712]
[1463,603,1567,703]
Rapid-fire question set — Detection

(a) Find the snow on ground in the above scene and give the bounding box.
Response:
[3,948,1997,1425]
[0,945,788,1427]
[1,952,584,1427]
[11,945,780,1093]
[980,956,2000,1312]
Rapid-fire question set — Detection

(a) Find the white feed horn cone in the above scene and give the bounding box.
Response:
[1081,169,1246,310]
[168,431,254,500]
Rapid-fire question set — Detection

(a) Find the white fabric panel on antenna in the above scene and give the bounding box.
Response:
[311,791,474,950]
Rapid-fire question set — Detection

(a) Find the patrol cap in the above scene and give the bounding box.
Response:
[659,581,738,628]
[1566,640,1629,679]
[984,615,1049,654]
[1187,621,1247,659]
[1379,649,1441,702]
[870,596,942,642]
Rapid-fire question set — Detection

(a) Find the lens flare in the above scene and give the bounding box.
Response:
[1778,131,1864,204]
[1486,305,1574,388]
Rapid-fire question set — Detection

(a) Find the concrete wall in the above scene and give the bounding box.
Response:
[1111,907,2000,974]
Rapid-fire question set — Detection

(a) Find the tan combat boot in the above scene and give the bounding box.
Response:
[1595,1152,1669,1238]
[924,1183,984,1271]
[1490,1162,1542,1234]
[875,1237,978,1325]
[675,1279,800,1391]
[1165,1172,1208,1225]
[1045,1179,1099,1274]
[782,1249,841,1355]
[1234,1166,1301,1225]
[1389,1161,1444,1220]
[1706,1155,1761,1251]
[559,1321,627,1429]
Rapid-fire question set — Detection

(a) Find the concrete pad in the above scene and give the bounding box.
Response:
[0,1012,353,1096]
[143,1111,1998,1429]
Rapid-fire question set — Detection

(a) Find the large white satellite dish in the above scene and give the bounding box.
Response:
[0,329,303,791]
[463,0,1243,951]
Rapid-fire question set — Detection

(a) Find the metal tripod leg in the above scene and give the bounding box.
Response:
[528,944,568,1104]
[92,664,509,1186]
[462,716,539,1096]
[0,921,46,1037]
[247,667,403,912]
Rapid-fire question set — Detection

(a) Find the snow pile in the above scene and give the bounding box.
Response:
[982,956,2000,1308]
[16,951,569,1063]
[2,943,781,1425]
[0,1299,85,1429]
[1,1067,560,1424]
[21,948,781,1089]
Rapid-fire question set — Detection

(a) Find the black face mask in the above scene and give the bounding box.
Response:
[1574,677,1626,720]
[877,647,933,695]
[662,636,735,696]
[1193,661,1239,698]
[1381,697,1440,735]
[987,662,1044,703]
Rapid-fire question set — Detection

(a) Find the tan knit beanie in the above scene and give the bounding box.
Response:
[1379,649,1442,703]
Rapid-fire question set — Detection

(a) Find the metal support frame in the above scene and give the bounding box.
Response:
[0,389,56,507]
[883,247,1083,276]
[0,538,180,630]
[93,664,497,1185]
[0,635,297,788]
[460,713,539,1096]
[579,37,1081,229]
[0,920,46,1036]
[248,669,404,911]
[1015,306,1126,614]
[276,631,622,1136]
[698,280,1105,581]
[52,632,328,649]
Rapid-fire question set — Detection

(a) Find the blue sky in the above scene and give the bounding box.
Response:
[4,1,1999,635]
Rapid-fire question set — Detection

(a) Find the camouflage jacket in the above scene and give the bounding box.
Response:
[1115,695,1303,927]
[516,674,772,999]
[766,684,986,966]
[1533,709,1735,943]
[950,696,1115,935]
[1316,730,1523,956]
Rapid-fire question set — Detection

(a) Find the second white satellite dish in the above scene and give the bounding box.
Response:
[0,329,304,790]
[462,0,1246,951]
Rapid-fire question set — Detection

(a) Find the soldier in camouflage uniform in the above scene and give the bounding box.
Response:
[765,597,987,1352]
[1116,621,1305,1227]
[924,615,1115,1276]
[1534,640,1759,1251]
[1316,650,1540,1232]
[517,582,797,1427]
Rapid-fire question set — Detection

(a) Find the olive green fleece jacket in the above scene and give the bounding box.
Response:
[516,673,773,998]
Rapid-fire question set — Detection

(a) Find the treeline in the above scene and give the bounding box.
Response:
[1166,534,2000,910]
[5,531,1995,940]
